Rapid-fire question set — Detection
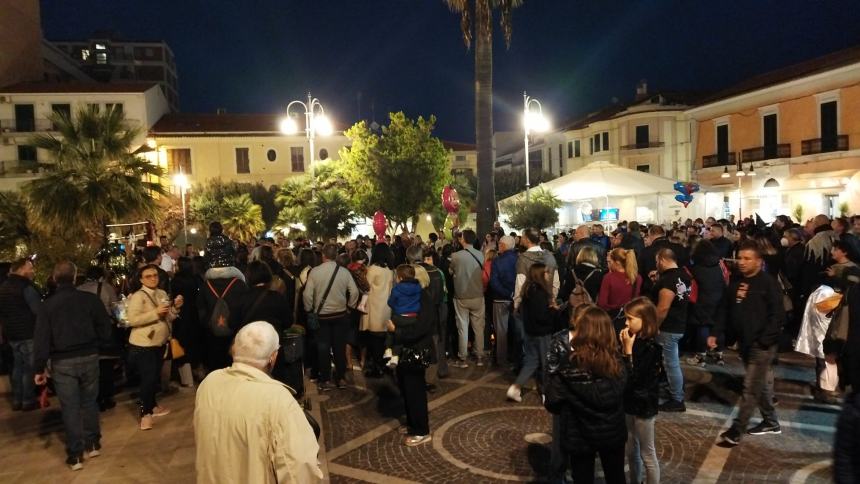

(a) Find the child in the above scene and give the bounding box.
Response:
[385,264,423,368]
[620,296,663,484]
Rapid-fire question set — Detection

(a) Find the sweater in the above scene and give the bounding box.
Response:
[597,271,641,313]
[449,247,485,299]
[33,284,112,373]
[0,274,41,341]
[302,261,359,315]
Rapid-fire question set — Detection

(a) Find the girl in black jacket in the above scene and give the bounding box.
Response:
[687,240,727,366]
[507,263,559,402]
[545,305,627,484]
[620,297,663,484]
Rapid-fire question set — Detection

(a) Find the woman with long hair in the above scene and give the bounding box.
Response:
[506,263,559,402]
[545,305,627,483]
[597,248,642,318]
[620,297,663,484]
[362,243,395,377]
[572,246,604,302]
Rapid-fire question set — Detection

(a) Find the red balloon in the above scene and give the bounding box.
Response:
[441,185,460,214]
[373,210,387,242]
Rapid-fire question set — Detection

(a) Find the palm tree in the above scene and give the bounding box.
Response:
[220,194,265,242]
[24,106,165,244]
[445,0,522,237]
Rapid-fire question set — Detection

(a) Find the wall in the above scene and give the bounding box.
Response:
[0,0,43,87]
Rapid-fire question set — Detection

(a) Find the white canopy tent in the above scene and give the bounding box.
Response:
[499,161,702,228]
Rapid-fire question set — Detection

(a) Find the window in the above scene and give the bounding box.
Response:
[574,139,581,157]
[18,145,36,161]
[763,114,778,158]
[635,125,649,148]
[716,123,729,164]
[567,141,573,158]
[589,137,594,155]
[820,100,838,151]
[145,47,154,58]
[235,148,250,174]
[105,103,123,114]
[166,148,192,174]
[593,134,600,152]
[290,147,304,172]
[94,43,106,50]
[14,104,34,132]
[602,132,609,151]
[81,49,90,61]
[547,147,552,164]
[319,148,329,160]
[96,53,107,65]
[636,164,650,173]
[266,149,277,162]
[528,149,542,169]
[87,103,100,113]
[455,154,466,162]
[51,104,71,130]
[558,144,563,163]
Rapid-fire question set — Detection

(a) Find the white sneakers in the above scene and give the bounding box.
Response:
[506,384,522,403]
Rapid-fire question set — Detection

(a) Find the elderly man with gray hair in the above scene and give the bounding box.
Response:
[488,235,518,368]
[194,322,323,483]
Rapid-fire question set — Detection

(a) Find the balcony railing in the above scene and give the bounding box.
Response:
[741,143,791,162]
[0,119,53,133]
[702,152,736,168]
[0,160,41,178]
[801,135,848,155]
[620,141,664,150]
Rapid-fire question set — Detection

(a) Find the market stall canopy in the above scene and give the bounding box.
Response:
[499,160,681,205]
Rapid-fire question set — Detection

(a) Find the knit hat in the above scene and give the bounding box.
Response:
[206,234,235,268]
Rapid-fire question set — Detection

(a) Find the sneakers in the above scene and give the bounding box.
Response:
[152,406,171,417]
[386,355,400,369]
[383,348,394,360]
[86,442,101,458]
[66,455,83,471]
[659,400,686,412]
[450,359,469,369]
[506,384,523,403]
[685,353,706,367]
[720,427,742,446]
[140,414,154,431]
[747,421,781,435]
[404,434,432,447]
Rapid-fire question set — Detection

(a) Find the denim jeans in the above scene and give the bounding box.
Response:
[626,414,660,484]
[128,345,162,415]
[492,301,512,365]
[9,339,35,406]
[51,354,101,458]
[733,344,778,434]
[514,333,550,387]
[453,297,485,360]
[657,331,685,403]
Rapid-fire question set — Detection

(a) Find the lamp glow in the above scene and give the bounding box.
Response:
[314,114,333,136]
[279,117,298,135]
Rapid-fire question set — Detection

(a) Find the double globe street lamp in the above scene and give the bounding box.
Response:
[280,93,333,196]
[522,91,550,202]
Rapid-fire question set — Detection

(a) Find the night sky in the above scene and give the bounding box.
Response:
[41,0,860,142]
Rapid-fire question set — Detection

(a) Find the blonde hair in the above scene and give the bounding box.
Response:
[609,248,638,286]
[575,246,599,266]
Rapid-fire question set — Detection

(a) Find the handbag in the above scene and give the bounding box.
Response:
[170,338,186,359]
[281,333,304,363]
[307,265,341,331]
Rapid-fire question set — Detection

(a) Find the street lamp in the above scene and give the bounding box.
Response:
[522,91,550,202]
[280,93,332,195]
[173,169,190,243]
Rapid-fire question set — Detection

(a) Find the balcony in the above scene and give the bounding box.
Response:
[0,160,41,177]
[741,143,791,162]
[801,135,848,155]
[0,119,53,133]
[620,141,665,150]
[702,152,736,168]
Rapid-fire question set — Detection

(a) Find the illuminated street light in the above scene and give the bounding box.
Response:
[281,93,332,196]
[523,91,550,202]
[173,169,190,243]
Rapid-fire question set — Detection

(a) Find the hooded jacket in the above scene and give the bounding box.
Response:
[689,251,726,327]
[489,250,517,301]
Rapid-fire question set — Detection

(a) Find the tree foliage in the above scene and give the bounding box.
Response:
[0,191,31,257]
[501,187,561,230]
[189,178,278,228]
[275,161,356,239]
[339,112,450,231]
[23,105,165,243]
[190,191,264,242]
[494,167,557,202]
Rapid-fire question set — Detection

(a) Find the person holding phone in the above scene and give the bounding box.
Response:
[127,264,183,430]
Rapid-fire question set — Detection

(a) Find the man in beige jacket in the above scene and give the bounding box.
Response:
[194,321,323,483]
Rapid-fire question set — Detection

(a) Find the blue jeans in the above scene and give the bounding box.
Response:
[9,339,35,407]
[657,331,685,403]
[52,354,101,458]
[626,414,660,484]
[514,333,550,387]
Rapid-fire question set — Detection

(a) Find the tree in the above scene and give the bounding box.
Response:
[23,105,165,244]
[275,161,356,239]
[501,187,561,230]
[494,167,557,202]
[190,192,265,242]
[339,113,450,232]
[188,178,279,228]
[0,191,31,257]
[446,0,523,237]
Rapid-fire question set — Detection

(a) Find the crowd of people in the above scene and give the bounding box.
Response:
[2,212,860,482]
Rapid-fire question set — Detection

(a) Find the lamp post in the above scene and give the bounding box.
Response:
[173,169,189,243]
[721,159,756,220]
[280,93,333,196]
[522,91,550,202]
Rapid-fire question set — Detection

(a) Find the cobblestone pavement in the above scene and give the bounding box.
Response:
[0,350,838,483]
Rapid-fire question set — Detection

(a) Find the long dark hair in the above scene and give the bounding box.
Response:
[570,305,622,378]
[520,262,551,300]
[371,243,393,269]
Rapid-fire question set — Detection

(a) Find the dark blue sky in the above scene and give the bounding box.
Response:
[42,0,860,142]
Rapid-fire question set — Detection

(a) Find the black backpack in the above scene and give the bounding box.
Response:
[206,278,239,337]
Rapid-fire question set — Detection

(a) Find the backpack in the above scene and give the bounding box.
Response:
[569,269,596,307]
[207,278,239,337]
[684,267,699,304]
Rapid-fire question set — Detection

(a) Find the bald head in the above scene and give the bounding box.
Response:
[814,214,831,229]
[231,321,280,369]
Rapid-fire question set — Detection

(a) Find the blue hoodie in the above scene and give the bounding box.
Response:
[388,279,422,314]
[489,250,518,301]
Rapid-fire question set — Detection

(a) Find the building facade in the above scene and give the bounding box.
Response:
[0,82,169,191]
[688,46,860,221]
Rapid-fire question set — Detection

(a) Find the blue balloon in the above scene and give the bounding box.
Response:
[675,194,686,203]
[685,194,694,202]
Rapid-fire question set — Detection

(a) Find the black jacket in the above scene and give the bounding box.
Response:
[240,286,293,334]
[197,276,250,333]
[715,271,784,355]
[623,338,662,418]
[689,254,726,327]
[33,284,112,372]
[568,238,607,270]
[710,236,734,260]
[544,332,627,453]
[0,274,40,341]
[522,285,559,336]
[620,233,645,256]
